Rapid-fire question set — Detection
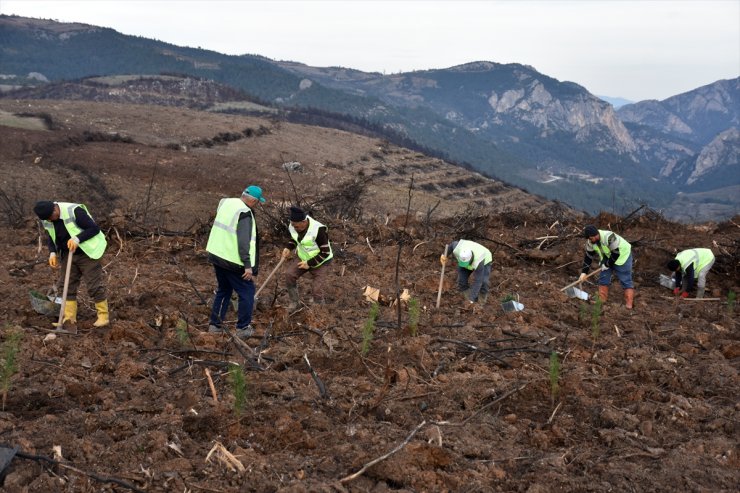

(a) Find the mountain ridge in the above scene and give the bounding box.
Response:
[1,14,737,221]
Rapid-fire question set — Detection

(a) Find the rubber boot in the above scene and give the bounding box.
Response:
[54,300,77,329]
[597,285,609,303]
[287,286,300,311]
[93,300,110,327]
[479,293,489,306]
[461,288,471,301]
[624,288,634,310]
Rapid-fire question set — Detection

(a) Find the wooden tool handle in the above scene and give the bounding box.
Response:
[56,250,74,326]
[559,268,600,292]
[255,255,286,298]
[436,244,449,309]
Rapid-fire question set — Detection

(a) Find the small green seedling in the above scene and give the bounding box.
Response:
[591,295,603,339]
[727,290,736,316]
[361,303,380,356]
[549,351,560,400]
[175,318,190,346]
[1,329,22,410]
[501,293,517,303]
[408,297,420,337]
[228,363,247,416]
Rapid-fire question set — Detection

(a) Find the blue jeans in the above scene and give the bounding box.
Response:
[599,253,634,289]
[209,265,255,330]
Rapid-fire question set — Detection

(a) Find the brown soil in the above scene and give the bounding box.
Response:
[0,100,738,492]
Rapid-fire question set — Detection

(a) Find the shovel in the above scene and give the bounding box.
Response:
[55,250,74,329]
[255,255,286,300]
[436,244,449,309]
[559,268,600,292]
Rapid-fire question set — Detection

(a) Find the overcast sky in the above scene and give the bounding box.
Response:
[2,0,738,101]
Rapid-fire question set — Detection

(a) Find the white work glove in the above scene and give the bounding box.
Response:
[578,273,588,283]
[440,255,448,266]
[282,248,292,259]
[600,264,609,271]
[297,260,309,270]
[49,252,59,269]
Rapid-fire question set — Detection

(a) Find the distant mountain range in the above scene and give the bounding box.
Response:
[1,15,737,221]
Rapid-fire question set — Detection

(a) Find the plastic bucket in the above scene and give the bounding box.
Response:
[565,286,590,300]
[501,300,524,312]
[658,274,676,290]
[29,290,60,317]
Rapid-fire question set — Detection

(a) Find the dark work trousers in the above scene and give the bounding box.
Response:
[57,252,106,302]
[284,260,332,302]
[209,265,255,330]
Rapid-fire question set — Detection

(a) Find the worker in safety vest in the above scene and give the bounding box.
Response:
[281,206,333,310]
[34,200,109,330]
[667,248,715,299]
[578,224,634,309]
[440,239,493,305]
[206,185,265,338]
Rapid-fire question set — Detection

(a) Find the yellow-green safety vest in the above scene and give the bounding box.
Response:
[206,198,256,266]
[42,202,107,260]
[587,229,632,266]
[675,248,714,278]
[452,239,492,270]
[289,216,333,266]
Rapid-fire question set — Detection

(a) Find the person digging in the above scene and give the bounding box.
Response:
[34,200,110,330]
[667,248,715,299]
[206,185,265,338]
[440,239,492,306]
[282,206,333,311]
[578,224,635,309]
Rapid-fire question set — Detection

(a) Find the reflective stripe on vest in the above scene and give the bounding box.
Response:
[452,239,493,270]
[289,216,333,266]
[42,202,107,259]
[587,229,632,266]
[206,198,255,266]
[676,248,714,278]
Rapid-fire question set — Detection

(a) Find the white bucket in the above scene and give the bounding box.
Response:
[658,274,676,290]
[501,300,524,312]
[565,286,590,300]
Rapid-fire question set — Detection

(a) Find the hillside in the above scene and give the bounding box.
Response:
[0,100,738,492]
[5,15,738,220]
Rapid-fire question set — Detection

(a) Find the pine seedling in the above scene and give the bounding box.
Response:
[578,302,589,326]
[501,293,516,303]
[228,363,247,417]
[175,318,190,346]
[549,351,560,400]
[1,329,22,410]
[408,297,420,337]
[728,290,736,316]
[591,295,602,339]
[361,303,380,356]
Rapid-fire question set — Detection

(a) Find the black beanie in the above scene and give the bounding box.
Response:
[667,259,680,271]
[289,206,307,222]
[583,225,599,238]
[34,201,55,220]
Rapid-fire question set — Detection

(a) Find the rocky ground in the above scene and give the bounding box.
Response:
[0,100,738,492]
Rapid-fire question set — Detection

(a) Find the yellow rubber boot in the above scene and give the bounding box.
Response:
[93,300,110,327]
[53,300,77,328]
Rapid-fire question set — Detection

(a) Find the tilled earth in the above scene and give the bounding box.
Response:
[0,100,738,492]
